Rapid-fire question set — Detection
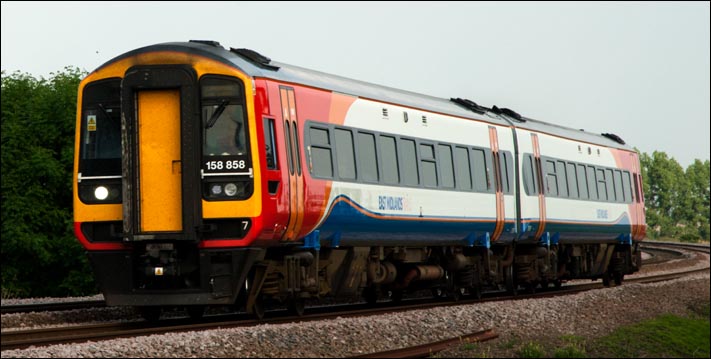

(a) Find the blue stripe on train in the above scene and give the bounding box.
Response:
[314,195,631,245]
[317,195,506,244]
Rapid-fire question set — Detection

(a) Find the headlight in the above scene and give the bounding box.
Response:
[94,186,109,200]
[203,181,252,200]
[79,182,121,204]
[224,183,238,196]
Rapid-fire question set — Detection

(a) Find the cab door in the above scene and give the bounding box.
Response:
[136,90,183,232]
[121,66,201,241]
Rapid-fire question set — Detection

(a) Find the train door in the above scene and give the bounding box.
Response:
[530,133,546,239]
[136,90,183,232]
[279,86,305,241]
[488,126,506,241]
[121,66,201,241]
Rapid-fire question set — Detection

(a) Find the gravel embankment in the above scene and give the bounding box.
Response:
[2,249,708,358]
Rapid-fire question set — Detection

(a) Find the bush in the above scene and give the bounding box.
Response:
[1,68,97,297]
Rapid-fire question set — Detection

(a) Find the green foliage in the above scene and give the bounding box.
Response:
[592,308,710,358]
[553,335,587,358]
[638,150,710,241]
[517,342,545,358]
[553,345,586,358]
[1,68,96,297]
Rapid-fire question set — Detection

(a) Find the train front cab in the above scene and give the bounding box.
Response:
[73,53,268,319]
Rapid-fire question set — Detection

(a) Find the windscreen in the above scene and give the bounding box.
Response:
[79,78,122,176]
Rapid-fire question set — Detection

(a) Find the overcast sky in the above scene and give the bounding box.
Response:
[2,1,709,168]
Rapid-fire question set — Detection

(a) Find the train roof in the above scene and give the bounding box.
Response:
[96,41,633,151]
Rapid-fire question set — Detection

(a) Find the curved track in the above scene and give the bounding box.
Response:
[2,241,708,352]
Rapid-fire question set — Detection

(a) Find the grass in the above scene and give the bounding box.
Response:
[517,342,545,358]
[591,303,710,358]
[552,335,586,358]
[446,302,709,358]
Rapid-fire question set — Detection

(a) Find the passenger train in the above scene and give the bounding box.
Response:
[73,40,646,320]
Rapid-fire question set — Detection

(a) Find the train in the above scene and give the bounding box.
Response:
[73,40,646,320]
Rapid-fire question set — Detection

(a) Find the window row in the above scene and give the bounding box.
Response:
[522,154,633,203]
[305,122,513,194]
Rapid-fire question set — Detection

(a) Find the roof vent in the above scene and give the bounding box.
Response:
[450,98,486,114]
[491,105,525,122]
[189,40,223,48]
[230,48,279,71]
[601,133,626,145]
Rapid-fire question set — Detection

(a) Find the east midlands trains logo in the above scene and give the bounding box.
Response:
[378,195,405,211]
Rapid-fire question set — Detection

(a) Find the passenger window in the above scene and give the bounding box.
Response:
[420,143,437,187]
[587,166,599,200]
[623,171,633,203]
[309,126,333,178]
[400,138,419,186]
[597,168,608,201]
[335,128,355,180]
[380,135,399,184]
[454,146,472,190]
[472,149,488,192]
[613,170,624,203]
[576,164,588,199]
[556,161,568,197]
[357,132,378,182]
[605,169,615,202]
[567,162,579,198]
[439,144,455,188]
[546,160,558,196]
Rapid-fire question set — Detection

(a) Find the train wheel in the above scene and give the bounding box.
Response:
[186,305,206,319]
[253,296,266,320]
[289,298,306,317]
[602,272,611,287]
[554,279,563,289]
[431,287,445,299]
[505,266,518,296]
[613,272,624,286]
[139,306,161,322]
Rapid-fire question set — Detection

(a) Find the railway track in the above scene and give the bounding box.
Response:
[1,241,699,316]
[2,241,708,352]
[0,300,105,315]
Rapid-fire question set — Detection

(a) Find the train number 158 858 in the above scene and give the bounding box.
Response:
[205,160,246,171]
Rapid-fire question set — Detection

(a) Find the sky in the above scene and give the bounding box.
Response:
[2,1,709,168]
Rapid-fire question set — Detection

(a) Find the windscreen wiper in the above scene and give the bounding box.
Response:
[205,99,230,129]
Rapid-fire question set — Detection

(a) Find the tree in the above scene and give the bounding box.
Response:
[1,68,96,297]
[685,159,710,240]
[640,148,710,241]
